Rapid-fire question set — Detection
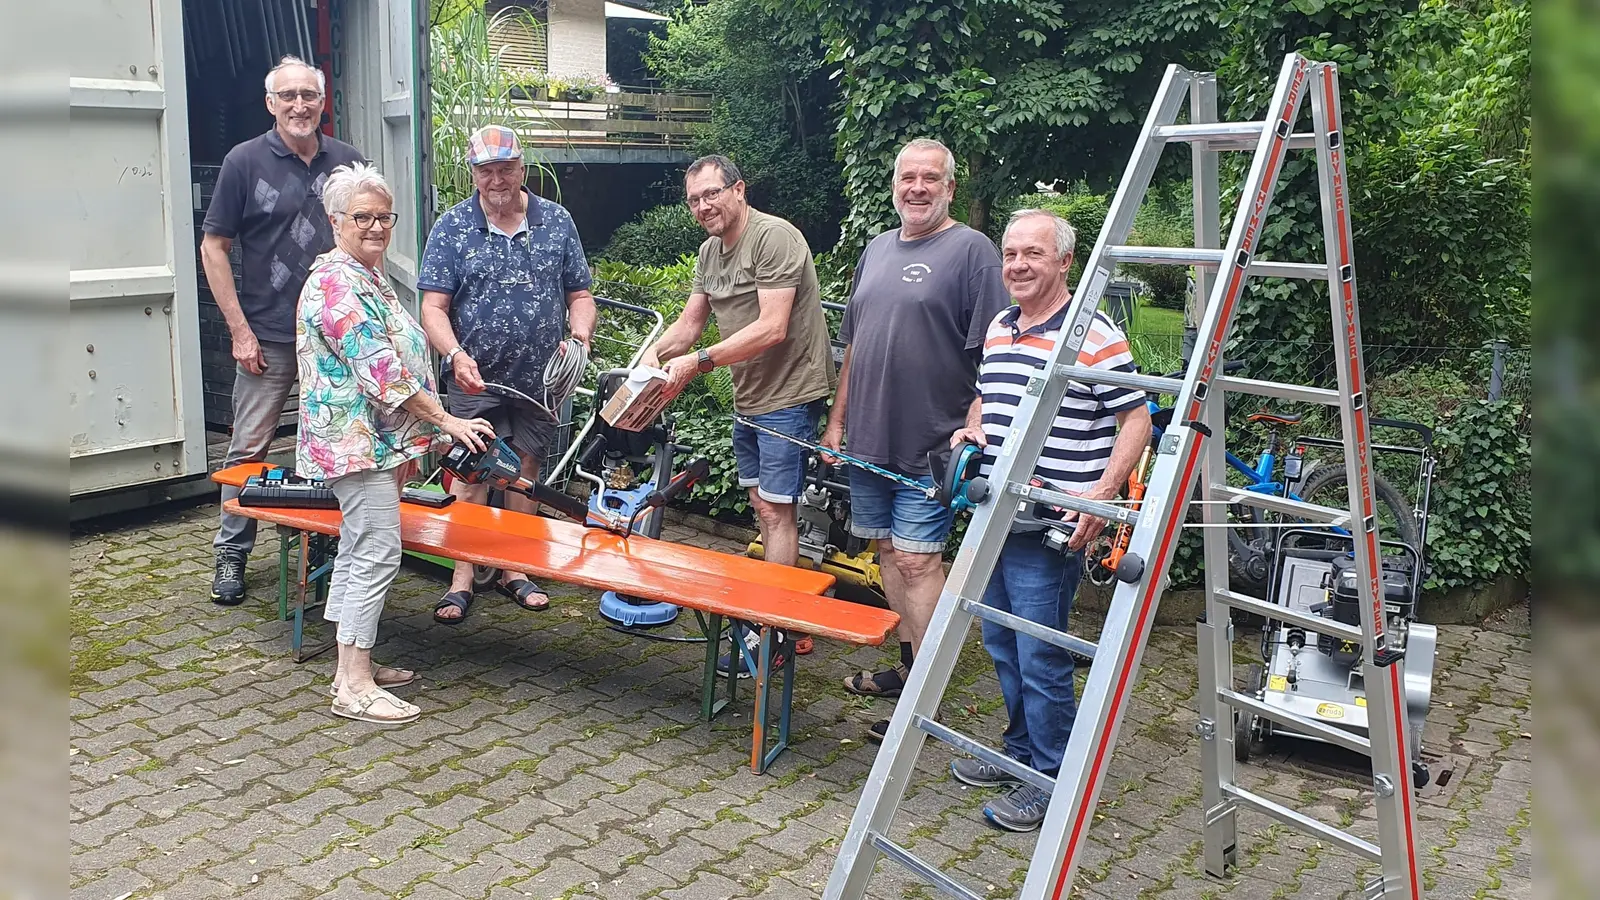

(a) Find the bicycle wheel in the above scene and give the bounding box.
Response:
[1225,503,1272,592]
[1296,466,1420,552]
[1180,480,1272,594]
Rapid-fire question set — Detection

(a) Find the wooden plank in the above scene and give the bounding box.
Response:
[513,116,704,136]
[611,91,714,111]
[223,498,896,645]
[213,463,836,598]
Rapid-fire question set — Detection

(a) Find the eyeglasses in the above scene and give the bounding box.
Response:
[685,184,734,209]
[272,89,323,103]
[339,212,399,230]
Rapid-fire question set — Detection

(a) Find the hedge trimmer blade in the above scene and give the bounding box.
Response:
[732,416,940,502]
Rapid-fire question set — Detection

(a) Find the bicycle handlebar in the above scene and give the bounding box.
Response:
[1157,360,1247,379]
[1369,417,1434,446]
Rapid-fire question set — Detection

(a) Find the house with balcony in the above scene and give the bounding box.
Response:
[485,0,710,246]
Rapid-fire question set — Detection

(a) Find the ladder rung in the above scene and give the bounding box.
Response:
[1104,246,1330,281]
[1219,688,1372,756]
[961,598,1099,663]
[1057,368,1346,408]
[1106,245,1225,267]
[1057,365,1182,396]
[1008,483,1141,527]
[915,714,1057,794]
[1213,588,1364,643]
[1217,376,1342,406]
[1248,261,1329,280]
[1155,121,1317,151]
[870,834,985,900]
[1220,785,1383,863]
[1211,485,1351,527]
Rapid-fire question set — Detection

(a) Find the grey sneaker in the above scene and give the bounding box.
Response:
[210,548,247,606]
[951,756,1023,788]
[983,783,1052,832]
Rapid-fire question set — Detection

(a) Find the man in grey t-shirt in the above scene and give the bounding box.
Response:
[821,138,1011,742]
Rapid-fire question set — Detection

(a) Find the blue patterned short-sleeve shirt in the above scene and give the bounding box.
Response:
[418,188,592,395]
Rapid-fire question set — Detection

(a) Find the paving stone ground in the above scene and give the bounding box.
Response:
[71,501,1531,900]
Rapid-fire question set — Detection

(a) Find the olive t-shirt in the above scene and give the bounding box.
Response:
[691,209,835,416]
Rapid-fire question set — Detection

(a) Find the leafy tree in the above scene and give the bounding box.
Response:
[1213,0,1528,376]
[793,0,1215,251]
[645,0,846,247]
[431,0,482,29]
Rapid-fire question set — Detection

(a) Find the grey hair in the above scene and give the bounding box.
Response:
[894,138,956,184]
[265,56,326,94]
[685,154,743,187]
[1003,208,1078,260]
[321,162,393,216]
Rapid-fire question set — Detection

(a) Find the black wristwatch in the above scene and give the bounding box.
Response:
[696,349,715,373]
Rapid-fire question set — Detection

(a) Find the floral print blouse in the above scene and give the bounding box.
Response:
[295,249,441,480]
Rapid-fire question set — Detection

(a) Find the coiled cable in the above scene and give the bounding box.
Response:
[542,337,588,409]
[480,338,591,423]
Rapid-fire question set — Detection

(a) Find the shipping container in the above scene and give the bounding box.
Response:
[69,0,431,510]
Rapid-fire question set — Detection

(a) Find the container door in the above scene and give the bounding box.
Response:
[333,0,433,313]
[68,0,205,496]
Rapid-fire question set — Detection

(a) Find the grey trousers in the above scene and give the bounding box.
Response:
[324,466,407,649]
[214,340,298,555]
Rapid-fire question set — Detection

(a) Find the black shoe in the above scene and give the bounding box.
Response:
[210,549,247,606]
[866,718,889,743]
[983,783,1052,832]
[951,755,1024,788]
[715,630,790,679]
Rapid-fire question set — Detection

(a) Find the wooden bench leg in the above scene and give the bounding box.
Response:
[750,625,795,774]
[291,530,337,664]
[697,611,739,721]
[276,526,293,623]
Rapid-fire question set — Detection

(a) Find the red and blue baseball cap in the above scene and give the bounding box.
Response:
[466,125,523,166]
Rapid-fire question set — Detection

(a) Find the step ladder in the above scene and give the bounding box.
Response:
[823,52,1423,900]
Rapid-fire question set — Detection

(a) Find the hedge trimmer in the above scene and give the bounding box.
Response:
[731,416,989,512]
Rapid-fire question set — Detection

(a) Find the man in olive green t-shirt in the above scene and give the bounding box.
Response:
[643,154,835,672]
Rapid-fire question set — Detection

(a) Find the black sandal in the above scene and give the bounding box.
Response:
[433,590,474,625]
[844,663,909,698]
[498,578,550,611]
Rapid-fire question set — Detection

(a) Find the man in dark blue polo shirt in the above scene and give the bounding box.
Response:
[419,125,596,622]
[204,55,364,607]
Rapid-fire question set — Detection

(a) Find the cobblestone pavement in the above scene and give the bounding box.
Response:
[71,503,1531,900]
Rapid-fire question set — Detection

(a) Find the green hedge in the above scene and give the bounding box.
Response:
[601,204,707,269]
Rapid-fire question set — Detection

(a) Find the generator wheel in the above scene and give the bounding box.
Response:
[473,488,508,592]
[472,565,502,594]
[1235,663,1265,763]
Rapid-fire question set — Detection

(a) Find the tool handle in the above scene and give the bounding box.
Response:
[501,475,590,522]
[644,458,711,509]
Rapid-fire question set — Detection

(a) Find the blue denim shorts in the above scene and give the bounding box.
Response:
[732,401,825,504]
[847,467,955,554]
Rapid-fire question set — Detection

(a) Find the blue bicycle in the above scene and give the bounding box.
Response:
[1086,365,1420,591]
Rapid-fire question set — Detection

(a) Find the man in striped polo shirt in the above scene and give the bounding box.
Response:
[946,208,1152,832]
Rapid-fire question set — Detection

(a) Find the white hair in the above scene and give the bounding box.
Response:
[894,138,956,184]
[321,162,393,215]
[1004,208,1078,260]
[265,56,326,94]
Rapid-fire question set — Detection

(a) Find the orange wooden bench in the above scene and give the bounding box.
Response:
[211,464,899,772]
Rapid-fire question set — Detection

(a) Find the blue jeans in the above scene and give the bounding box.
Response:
[847,468,955,554]
[980,531,1083,778]
[732,401,825,504]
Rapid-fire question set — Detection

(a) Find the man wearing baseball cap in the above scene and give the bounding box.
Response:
[418,125,597,622]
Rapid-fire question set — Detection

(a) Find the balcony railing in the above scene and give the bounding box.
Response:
[508,86,713,149]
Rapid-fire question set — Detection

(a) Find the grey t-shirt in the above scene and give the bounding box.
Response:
[838,224,1011,475]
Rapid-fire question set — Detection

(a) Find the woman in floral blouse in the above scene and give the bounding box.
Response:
[297,163,495,725]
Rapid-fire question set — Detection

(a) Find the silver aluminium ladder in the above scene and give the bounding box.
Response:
[824,53,1425,900]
